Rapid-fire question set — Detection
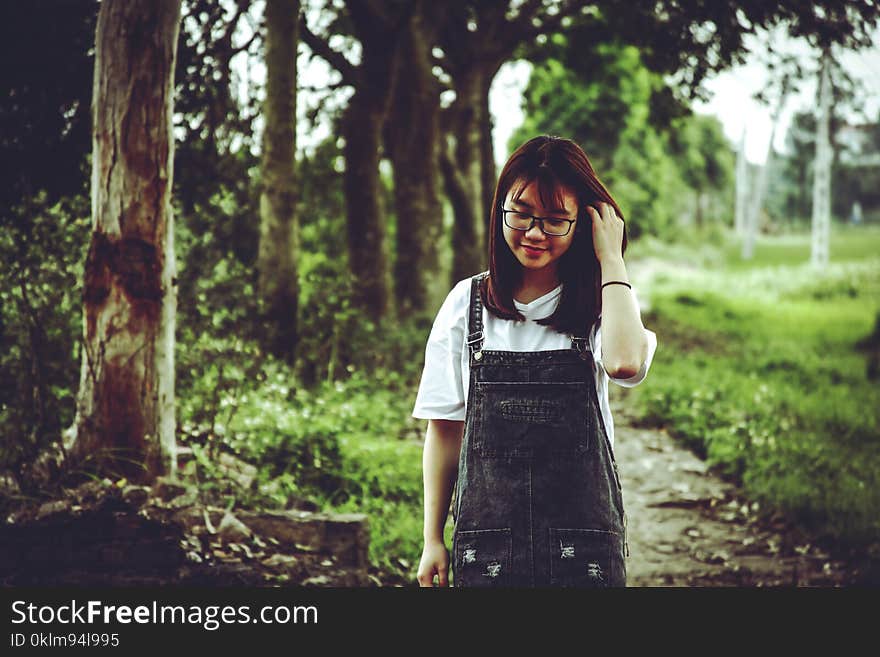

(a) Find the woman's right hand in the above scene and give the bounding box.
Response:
[417,539,450,587]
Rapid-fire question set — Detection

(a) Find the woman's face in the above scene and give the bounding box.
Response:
[501,179,579,274]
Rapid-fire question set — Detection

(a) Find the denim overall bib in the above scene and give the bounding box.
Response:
[451,272,628,587]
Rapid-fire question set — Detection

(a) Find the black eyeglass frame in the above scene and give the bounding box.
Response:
[500,207,578,237]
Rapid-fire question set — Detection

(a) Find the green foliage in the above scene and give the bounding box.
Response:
[295,247,354,385]
[293,137,417,383]
[666,112,736,224]
[175,335,427,574]
[0,192,90,490]
[510,41,730,240]
[168,136,433,579]
[511,51,627,174]
[174,191,266,451]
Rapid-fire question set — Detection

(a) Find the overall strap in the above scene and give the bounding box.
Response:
[466,271,488,359]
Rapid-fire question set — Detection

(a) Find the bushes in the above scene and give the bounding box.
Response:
[175,347,426,572]
[0,192,89,492]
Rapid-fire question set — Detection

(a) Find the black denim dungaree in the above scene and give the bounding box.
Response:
[451,272,629,587]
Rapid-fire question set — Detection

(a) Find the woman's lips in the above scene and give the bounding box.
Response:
[522,245,546,257]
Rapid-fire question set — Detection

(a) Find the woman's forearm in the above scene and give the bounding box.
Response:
[599,256,649,378]
[422,419,464,544]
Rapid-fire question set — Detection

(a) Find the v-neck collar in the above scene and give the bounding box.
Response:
[513,284,563,320]
[513,283,563,308]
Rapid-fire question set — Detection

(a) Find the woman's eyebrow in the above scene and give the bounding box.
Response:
[511,199,571,215]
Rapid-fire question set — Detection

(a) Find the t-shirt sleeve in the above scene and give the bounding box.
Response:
[411,280,469,420]
[593,315,658,389]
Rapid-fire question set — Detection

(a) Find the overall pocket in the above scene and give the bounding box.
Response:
[474,381,590,458]
[452,528,512,588]
[548,528,619,588]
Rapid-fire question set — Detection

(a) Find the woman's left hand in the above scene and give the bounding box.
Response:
[586,202,624,263]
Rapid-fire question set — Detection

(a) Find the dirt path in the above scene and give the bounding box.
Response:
[612,389,873,586]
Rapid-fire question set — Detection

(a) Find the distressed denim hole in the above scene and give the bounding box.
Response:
[549,528,620,588]
[453,528,512,588]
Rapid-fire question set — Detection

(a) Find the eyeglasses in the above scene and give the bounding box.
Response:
[501,208,577,237]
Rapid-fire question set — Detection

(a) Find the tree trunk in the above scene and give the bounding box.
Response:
[258,0,299,363]
[734,128,748,235]
[68,0,182,483]
[695,189,704,228]
[344,100,389,320]
[440,136,479,283]
[480,77,497,241]
[743,93,787,259]
[386,6,441,317]
[445,59,504,282]
[811,48,832,268]
[342,38,399,321]
[447,69,488,281]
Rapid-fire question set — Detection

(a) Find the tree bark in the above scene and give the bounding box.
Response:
[343,101,392,321]
[811,48,832,268]
[436,0,575,285]
[341,5,405,322]
[68,0,182,483]
[695,190,704,228]
[386,4,442,317]
[300,2,415,321]
[439,134,479,280]
[743,87,788,259]
[447,68,487,281]
[258,0,299,363]
[480,76,497,241]
[444,58,504,282]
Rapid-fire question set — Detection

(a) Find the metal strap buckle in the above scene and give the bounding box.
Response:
[466,331,483,348]
[467,331,484,361]
[570,335,590,360]
[570,335,588,352]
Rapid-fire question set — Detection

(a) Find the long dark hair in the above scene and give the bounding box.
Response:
[481,135,628,336]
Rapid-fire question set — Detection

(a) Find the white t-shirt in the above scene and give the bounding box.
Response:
[411,275,658,448]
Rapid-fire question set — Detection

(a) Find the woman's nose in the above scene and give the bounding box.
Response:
[524,222,545,240]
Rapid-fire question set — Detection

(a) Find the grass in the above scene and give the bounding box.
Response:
[622,221,880,546]
[178,349,430,583]
[719,222,880,269]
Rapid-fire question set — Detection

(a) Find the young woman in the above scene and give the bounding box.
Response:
[413,135,657,587]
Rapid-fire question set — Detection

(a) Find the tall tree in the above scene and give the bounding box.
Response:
[437,0,578,282]
[303,0,879,298]
[743,47,801,258]
[384,0,444,317]
[667,113,735,229]
[514,0,879,241]
[66,0,183,483]
[776,53,867,226]
[300,1,415,322]
[734,128,749,235]
[811,46,832,268]
[258,0,300,362]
